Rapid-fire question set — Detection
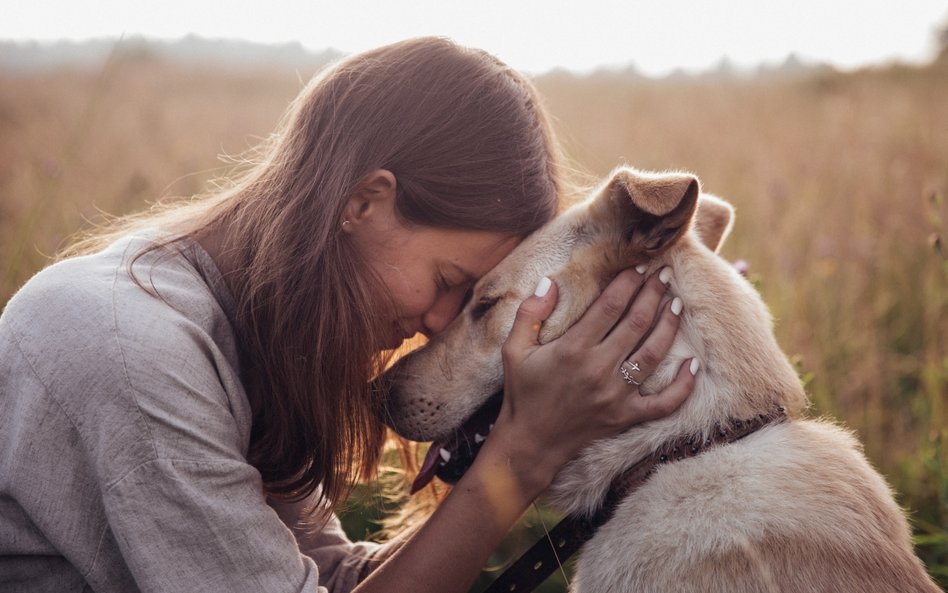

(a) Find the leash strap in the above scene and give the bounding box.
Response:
[483,512,598,593]
[483,407,788,593]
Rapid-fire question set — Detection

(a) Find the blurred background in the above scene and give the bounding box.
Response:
[2,1,947,590]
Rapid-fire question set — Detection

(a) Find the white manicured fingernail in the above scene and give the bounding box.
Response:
[635,264,648,274]
[671,297,683,316]
[659,267,673,285]
[534,276,552,297]
[690,358,700,375]
[439,448,451,462]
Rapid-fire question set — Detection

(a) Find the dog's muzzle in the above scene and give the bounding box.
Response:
[404,392,504,493]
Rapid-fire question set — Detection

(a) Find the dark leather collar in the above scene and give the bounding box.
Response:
[483,406,789,593]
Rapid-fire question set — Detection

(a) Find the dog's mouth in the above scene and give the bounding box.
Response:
[410,392,503,494]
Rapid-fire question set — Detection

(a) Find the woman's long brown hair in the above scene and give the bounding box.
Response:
[64,37,566,510]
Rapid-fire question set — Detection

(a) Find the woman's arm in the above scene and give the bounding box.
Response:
[356,268,695,593]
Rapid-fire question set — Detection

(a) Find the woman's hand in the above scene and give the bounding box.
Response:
[490,266,697,495]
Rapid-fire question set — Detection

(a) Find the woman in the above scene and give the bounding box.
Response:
[0,37,696,592]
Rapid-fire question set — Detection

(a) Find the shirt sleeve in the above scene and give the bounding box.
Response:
[269,494,388,592]
[103,443,395,593]
[103,458,327,593]
[98,351,384,593]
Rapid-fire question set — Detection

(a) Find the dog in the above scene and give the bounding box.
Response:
[383,166,941,592]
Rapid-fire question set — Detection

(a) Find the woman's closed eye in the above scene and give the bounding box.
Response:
[436,273,452,293]
[437,272,475,309]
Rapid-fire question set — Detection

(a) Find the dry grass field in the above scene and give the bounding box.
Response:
[1,48,946,588]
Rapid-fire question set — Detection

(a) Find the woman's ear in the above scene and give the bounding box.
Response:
[342,169,397,232]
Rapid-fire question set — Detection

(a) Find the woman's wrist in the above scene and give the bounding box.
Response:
[468,422,561,503]
[356,428,548,593]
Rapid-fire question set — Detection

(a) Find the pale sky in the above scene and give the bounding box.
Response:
[4,0,947,75]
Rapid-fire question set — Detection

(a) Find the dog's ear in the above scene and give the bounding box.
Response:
[693,193,734,253]
[594,167,700,258]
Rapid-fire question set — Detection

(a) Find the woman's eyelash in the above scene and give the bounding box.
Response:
[437,273,474,307]
[436,273,451,292]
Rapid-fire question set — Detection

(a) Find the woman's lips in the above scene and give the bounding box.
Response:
[399,321,423,341]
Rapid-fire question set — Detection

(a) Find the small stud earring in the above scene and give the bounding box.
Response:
[342,220,351,227]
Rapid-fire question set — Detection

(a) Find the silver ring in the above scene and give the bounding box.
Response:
[620,360,642,386]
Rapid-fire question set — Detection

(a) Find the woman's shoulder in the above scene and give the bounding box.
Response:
[2,233,240,386]
[6,234,197,328]
[3,235,138,339]
[2,232,252,460]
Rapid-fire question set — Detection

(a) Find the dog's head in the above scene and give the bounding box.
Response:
[382,166,804,492]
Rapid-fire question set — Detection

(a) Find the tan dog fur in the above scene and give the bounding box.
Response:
[385,167,941,592]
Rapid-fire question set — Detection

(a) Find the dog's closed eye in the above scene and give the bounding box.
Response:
[471,296,500,321]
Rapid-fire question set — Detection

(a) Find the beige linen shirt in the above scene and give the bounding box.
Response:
[0,234,381,592]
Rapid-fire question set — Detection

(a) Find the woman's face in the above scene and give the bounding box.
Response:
[344,170,523,349]
[356,222,520,350]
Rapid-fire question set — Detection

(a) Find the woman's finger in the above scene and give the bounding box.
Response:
[601,267,673,355]
[624,357,698,424]
[502,277,558,363]
[560,267,649,346]
[607,294,683,386]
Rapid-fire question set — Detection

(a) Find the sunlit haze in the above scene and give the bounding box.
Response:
[4,0,947,75]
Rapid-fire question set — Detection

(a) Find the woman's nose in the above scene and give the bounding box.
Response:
[422,290,467,336]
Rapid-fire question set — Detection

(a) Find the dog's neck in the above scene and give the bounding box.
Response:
[545,235,807,516]
[623,236,804,416]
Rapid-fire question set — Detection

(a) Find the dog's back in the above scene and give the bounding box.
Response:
[576,419,938,592]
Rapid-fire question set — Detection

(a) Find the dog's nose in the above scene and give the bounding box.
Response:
[374,376,423,439]
[378,389,414,437]
[374,372,401,423]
